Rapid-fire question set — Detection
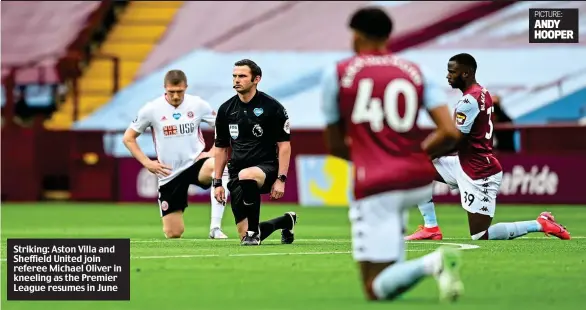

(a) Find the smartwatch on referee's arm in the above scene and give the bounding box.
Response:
[277,174,287,183]
[213,178,223,188]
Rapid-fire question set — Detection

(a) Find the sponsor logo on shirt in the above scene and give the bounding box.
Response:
[163,125,177,136]
[163,122,197,137]
[456,112,467,126]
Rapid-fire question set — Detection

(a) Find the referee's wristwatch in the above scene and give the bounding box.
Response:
[212,178,223,188]
[277,174,287,183]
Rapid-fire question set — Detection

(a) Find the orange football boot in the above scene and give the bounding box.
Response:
[405,225,443,240]
[537,211,571,240]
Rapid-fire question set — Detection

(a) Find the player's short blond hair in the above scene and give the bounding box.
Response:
[164,70,187,86]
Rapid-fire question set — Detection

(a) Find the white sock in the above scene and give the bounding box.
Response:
[210,169,230,230]
[372,251,442,300]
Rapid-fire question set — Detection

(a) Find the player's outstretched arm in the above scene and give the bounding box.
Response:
[420,66,462,158]
[213,105,231,179]
[320,64,350,160]
[423,105,462,158]
[212,147,228,203]
[276,141,291,176]
[213,147,228,179]
[212,104,231,203]
[200,98,220,159]
[325,123,350,161]
[122,128,171,176]
[122,129,149,166]
[204,145,218,158]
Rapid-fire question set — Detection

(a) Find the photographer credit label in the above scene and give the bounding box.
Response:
[529,8,579,43]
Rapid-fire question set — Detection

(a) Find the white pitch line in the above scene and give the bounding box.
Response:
[133,251,353,260]
[124,241,480,260]
[0,241,479,262]
[129,236,586,243]
[130,238,347,243]
[430,242,479,250]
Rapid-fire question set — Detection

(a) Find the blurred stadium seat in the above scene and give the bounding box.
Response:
[1,1,103,119]
[75,0,515,133]
[418,1,586,124]
[74,1,586,132]
[3,5,586,305]
[3,1,586,204]
[44,1,184,129]
[1,1,101,84]
[137,1,511,78]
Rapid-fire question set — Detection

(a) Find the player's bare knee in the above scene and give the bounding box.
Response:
[165,232,183,239]
[238,169,265,186]
[198,158,215,183]
[164,227,184,239]
[163,220,184,238]
[162,212,184,238]
[202,158,215,175]
[237,168,257,181]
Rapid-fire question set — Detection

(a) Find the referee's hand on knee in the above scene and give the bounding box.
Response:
[145,160,172,177]
[214,187,226,204]
[270,180,285,200]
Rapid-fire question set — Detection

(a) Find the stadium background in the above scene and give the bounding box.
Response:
[2,0,586,206]
[2,2,586,309]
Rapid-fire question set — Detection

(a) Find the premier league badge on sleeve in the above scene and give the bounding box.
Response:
[283,119,290,134]
[229,124,239,139]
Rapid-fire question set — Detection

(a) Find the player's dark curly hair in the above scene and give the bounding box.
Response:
[349,7,393,40]
[235,59,262,81]
[449,53,478,73]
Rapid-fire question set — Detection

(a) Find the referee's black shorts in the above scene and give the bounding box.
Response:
[226,162,278,224]
[158,157,211,217]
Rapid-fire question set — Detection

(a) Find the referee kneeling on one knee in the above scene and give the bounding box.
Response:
[213,59,297,246]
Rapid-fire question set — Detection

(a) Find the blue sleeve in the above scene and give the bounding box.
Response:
[320,64,340,125]
[455,95,480,134]
[419,65,448,110]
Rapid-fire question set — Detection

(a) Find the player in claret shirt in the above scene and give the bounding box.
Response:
[406,53,571,241]
[321,6,466,302]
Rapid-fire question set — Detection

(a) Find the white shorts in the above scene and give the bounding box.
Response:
[433,155,502,217]
[349,184,433,263]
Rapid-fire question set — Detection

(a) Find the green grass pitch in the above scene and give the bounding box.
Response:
[1,203,585,310]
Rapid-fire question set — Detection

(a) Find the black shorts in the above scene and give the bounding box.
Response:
[226,162,278,224]
[158,157,211,217]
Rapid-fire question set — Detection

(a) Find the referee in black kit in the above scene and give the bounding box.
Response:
[213,59,297,246]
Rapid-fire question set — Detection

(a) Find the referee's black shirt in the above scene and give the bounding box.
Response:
[215,91,290,169]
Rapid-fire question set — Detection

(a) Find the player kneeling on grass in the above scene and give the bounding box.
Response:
[405,54,570,241]
[123,69,231,239]
[321,7,465,302]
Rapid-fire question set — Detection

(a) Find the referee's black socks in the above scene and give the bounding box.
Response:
[260,215,294,241]
[239,179,261,235]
